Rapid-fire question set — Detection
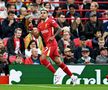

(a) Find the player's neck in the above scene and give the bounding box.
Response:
[42,17,48,22]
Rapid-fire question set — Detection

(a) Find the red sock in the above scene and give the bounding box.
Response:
[59,62,72,77]
[41,59,56,74]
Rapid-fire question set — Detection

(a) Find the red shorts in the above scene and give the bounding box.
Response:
[42,46,60,60]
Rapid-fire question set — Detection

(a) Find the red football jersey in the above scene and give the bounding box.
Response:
[38,17,59,46]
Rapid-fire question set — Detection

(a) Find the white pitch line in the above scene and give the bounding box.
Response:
[13,85,62,88]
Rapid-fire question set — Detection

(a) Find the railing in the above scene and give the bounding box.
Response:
[7,1,108,4]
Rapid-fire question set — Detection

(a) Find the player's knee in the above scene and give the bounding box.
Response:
[54,57,62,65]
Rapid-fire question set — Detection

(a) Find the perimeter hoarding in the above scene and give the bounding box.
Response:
[9,64,108,85]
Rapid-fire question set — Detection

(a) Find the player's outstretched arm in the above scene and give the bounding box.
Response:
[54,26,63,37]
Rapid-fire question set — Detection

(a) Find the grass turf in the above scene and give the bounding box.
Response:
[0,84,108,90]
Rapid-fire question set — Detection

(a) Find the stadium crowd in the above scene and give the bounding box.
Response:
[0,0,108,76]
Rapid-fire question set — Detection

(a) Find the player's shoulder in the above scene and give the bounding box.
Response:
[48,16,55,21]
[37,21,42,27]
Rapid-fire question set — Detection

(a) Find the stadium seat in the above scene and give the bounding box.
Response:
[73,38,80,47]
[85,39,93,48]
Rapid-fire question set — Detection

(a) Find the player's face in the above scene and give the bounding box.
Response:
[40,11,48,20]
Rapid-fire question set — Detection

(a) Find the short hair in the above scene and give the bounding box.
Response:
[43,2,51,9]
[69,4,76,9]
[58,12,65,17]
[14,28,22,33]
[8,10,15,15]
[91,2,99,8]
[20,7,27,12]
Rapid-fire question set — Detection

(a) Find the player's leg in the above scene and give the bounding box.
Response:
[50,46,72,76]
[53,56,78,85]
[40,54,56,74]
[53,56,72,76]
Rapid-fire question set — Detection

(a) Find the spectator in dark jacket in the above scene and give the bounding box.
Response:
[58,29,75,55]
[64,47,77,64]
[1,11,18,38]
[74,36,94,60]
[7,28,25,56]
[66,4,80,25]
[96,47,108,64]
[85,1,102,18]
[84,12,103,39]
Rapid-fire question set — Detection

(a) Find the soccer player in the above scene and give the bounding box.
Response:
[37,8,77,84]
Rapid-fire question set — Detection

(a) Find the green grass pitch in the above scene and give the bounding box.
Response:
[0,84,108,90]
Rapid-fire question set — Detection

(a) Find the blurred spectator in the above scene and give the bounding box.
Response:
[103,10,108,32]
[32,0,43,11]
[98,37,106,48]
[52,6,62,18]
[105,36,108,47]
[71,17,85,38]
[92,37,107,59]
[25,48,41,64]
[25,14,36,32]
[6,3,17,18]
[25,40,41,58]
[0,39,8,75]
[1,11,18,38]
[96,47,108,64]
[56,12,69,28]
[43,0,59,9]
[77,47,94,64]
[80,0,92,17]
[11,54,24,64]
[97,0,108,9]
[60,0,78,10]
[84,12,103,39]
[56,13,69,41]
[7,28,25,56]
[15,0,27,16]
[0,22,2,39]
[29,3,41,25]
[0,0,7,18]
[0,0,5,7]
[66,4,80,25]
[64,47,76,64]
[18,7,27,19]
[17,7,28,37]
[58,29,75,55]
[74,36,94,60]
[82,0,92,9]
[92,30,102,49]
[43,2,52,16]
[24,26,44,51]
[85,1,102,18]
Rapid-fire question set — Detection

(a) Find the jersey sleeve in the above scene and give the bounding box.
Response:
[50,19,59,28]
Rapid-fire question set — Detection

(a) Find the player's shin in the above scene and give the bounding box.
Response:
[41,59,56,74]
[59,62,72,77]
